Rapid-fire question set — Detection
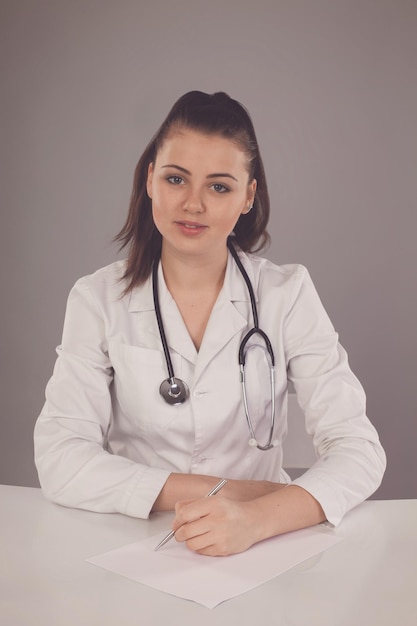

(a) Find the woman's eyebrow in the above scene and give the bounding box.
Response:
[161,164,238,182]
[161,164,190,174]
[207,172,238,182]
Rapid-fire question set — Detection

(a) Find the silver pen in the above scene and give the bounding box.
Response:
[153,478,227,551]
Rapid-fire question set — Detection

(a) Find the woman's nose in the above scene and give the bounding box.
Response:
[183,188,204,213]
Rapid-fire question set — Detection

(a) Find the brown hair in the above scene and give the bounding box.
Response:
[115,91,270,292]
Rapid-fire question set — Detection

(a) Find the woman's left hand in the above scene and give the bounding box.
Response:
[171,496,260,556]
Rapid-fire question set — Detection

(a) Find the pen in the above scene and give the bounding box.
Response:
[153,478,228,551]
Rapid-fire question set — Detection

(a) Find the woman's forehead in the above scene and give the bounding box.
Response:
[155,127,251,171]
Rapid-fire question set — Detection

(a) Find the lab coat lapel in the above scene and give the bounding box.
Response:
[156,251,254,371]
[194,250,253,383]
[193,298,247,383]
[127,250,256,372]
[158,287,198,365]
[128,263,197,365]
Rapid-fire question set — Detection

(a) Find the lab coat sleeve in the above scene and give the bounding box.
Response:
[34,278,170,518]
[285,266,386,526]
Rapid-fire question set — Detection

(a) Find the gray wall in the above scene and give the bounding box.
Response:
[1,0,416,498]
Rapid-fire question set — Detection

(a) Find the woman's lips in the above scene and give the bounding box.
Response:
[175,221,208,235]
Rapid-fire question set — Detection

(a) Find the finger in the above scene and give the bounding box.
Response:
[176,516,230,555]
[171,499,198,531]
[174,497,214,527]
[174,515,211,543]
[194,545,227,557]
[192,532,248,557]
[189,534,231,556]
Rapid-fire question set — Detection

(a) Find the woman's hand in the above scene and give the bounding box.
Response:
[171,496,261,556]
[153,474,324,556]
[170,484,326,556]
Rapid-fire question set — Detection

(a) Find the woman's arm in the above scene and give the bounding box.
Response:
[151,472,287,512]
[34,276,170,519]
[283,266,386,526]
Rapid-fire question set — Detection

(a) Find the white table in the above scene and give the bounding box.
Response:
[1,486,416,626]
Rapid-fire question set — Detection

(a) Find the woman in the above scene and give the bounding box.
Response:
[34,91,386,556]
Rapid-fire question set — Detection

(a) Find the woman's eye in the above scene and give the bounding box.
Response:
[167,175,184,185]
[211,183,229,193]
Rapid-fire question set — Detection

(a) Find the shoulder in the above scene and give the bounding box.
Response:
[69,260,129,307]
[242,251,311,297]
[243,253,334,335]
[76,259,127,284]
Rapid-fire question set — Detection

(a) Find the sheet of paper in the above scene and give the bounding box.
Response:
[87,527,342,608]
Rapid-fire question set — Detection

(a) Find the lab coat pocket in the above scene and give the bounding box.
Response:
[108,341,181,430]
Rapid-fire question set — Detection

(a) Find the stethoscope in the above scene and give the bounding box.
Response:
[152,238,277,451]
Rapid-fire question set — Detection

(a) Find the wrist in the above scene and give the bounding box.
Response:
[152,473,222,511]
[223,479,286,502]
[243,498,272,545]
[246,485,327,543]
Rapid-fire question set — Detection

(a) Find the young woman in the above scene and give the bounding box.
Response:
[34,91,386,556]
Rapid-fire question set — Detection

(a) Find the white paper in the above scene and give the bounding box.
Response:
[87,527,342,608]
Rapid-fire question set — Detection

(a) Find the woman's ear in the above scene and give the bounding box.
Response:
[242,179,257,214]
[146,162,154,198]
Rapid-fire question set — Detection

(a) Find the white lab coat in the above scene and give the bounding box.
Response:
[34,249,386,525]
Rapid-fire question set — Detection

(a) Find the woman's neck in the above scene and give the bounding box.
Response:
[160,245,228,295]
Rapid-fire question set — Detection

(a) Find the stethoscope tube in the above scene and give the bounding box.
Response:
[226,240,275,368]
[152,260,189,405]
[227,240,277,450]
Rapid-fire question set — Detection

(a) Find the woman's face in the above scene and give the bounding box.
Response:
[146,127,256,263]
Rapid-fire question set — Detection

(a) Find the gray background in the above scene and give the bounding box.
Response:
[1,0,416,499]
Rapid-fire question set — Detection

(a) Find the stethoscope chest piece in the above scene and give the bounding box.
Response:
[159,377,189,405]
